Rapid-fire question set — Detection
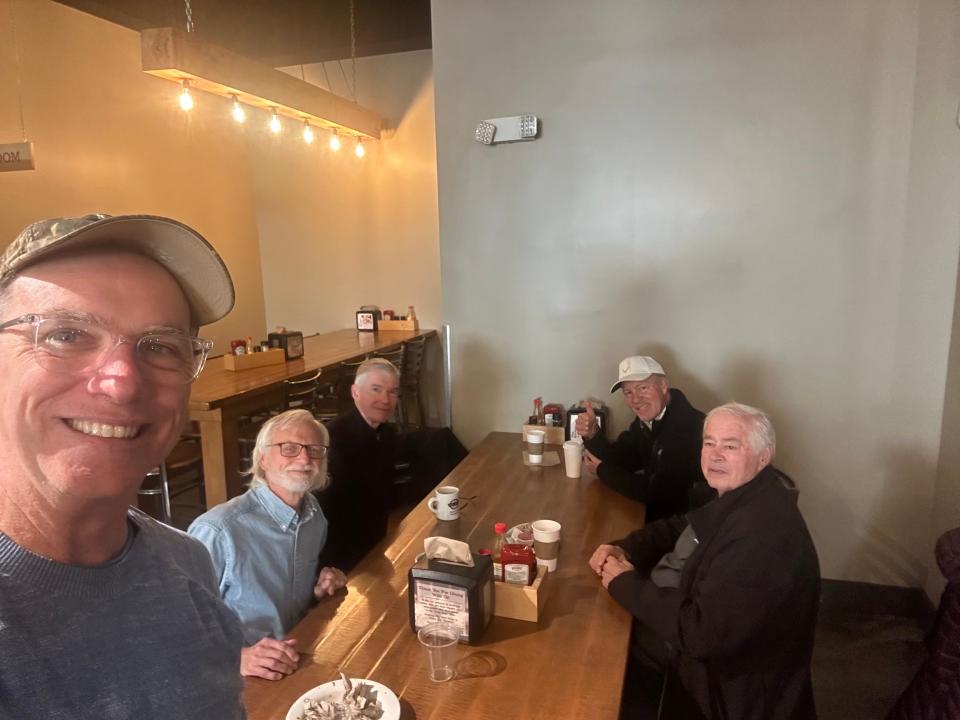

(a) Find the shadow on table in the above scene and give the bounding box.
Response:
[399,697,417,720]
[454,650,507,680]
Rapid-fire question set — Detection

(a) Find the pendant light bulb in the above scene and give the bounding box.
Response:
[178,80,194,112]
[231,95,245,123]
[329,129,341,152]
[355,138,365,158]
[269,109,282,134]
[302,120,315,144]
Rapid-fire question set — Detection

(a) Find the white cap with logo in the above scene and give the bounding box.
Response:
[610,355,665,393]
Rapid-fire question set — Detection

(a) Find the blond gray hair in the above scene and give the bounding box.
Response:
[246,409,330,491]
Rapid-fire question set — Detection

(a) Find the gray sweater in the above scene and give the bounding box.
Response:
[0,508,245,719]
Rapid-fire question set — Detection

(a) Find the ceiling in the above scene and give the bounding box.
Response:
[55,0,432,66]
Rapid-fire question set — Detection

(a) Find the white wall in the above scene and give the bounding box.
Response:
[432,0,960,587]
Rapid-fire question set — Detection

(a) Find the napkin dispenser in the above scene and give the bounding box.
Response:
[408,552,494,644]
[267,330,304,360]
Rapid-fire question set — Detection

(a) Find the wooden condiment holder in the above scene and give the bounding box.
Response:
[223,348,286,371]
[493,570,550,623]
[378,317,419,331]
[521,423,565,445]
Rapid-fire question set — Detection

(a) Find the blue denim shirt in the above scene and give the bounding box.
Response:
[188,483,328,645]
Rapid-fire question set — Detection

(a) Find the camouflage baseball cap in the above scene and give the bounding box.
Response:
[1,214,235,326]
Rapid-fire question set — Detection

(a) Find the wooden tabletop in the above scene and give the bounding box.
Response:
[190,328,435,410]
[243,432,646,720]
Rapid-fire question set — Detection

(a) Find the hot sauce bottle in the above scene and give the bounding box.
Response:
[492,522,507,581]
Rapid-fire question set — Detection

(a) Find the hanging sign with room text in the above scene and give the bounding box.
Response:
[0,142,35,172]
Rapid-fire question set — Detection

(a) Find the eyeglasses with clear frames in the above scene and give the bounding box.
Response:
[0,313,214,385]
[267,442,328,459]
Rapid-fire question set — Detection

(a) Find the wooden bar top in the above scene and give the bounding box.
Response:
[190,328,435,411]
[243,432,646,720]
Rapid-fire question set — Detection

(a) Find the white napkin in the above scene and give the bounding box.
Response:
[424,536,474,567]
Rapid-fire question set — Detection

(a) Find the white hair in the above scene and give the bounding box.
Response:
[354,357,400,386]
[246,409,330,491]
[705,402,776,459]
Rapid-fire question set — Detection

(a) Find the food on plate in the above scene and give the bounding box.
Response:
[506,522,534,545]
[298,673,385,720]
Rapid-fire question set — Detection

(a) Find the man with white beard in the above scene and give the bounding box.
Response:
[189,409,347,681]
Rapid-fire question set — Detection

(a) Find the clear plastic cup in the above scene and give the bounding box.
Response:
[417,622,459,682]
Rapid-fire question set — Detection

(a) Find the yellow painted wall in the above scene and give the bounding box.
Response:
[258,51,441,337]
[0,0,267,351]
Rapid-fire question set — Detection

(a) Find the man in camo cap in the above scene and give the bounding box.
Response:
[0,214,245,719]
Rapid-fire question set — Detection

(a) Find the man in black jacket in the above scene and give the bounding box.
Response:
[577,355,710,521]
[316,358,400,572]
[590,403,820,720]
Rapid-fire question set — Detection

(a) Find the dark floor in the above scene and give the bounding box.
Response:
[153,495,932,720]
[813,581,931,719]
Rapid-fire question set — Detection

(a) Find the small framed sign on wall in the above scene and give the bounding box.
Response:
[356,310,378,332]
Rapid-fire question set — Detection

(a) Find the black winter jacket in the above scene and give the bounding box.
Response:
[584,388,710,521]
[608,466,820,720]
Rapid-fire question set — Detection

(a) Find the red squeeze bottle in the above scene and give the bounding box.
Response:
[492,523,507,581]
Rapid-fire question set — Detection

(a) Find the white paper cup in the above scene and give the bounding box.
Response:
[532,519,561,570]
[525,430,546,465]
[563,440,582,478]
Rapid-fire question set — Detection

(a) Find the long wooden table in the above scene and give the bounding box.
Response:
[190,328,435,507]
[243,432,646,720]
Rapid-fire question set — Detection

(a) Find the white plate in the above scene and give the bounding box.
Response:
[506,523,534,546]
[285,678,400,720]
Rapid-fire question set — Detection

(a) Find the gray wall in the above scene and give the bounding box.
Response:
[432,0,960,587]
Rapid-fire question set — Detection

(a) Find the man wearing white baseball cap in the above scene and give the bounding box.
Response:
[575,355,711,521]
[0,214,244,718]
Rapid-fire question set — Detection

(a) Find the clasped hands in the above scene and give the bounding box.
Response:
[589,544,635,589]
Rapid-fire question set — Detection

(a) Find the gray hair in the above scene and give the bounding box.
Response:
[354,357,400,386]
[705,402,776,459]
[246,409,330,491]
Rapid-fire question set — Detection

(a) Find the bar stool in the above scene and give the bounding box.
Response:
[399,336,428,431]
[336,358,367,415]
[138,437,205,525]
[238,369,323,465]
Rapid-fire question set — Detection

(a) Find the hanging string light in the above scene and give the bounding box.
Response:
[178,1,195,112]
[150,0,380,149]
[178,79,194,111]
[231,95,245,123]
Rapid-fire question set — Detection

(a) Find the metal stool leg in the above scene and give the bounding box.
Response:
[159,461,172,524]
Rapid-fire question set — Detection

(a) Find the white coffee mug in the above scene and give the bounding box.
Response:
[427,486,460,520]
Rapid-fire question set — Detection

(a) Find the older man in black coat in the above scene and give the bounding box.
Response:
[590,403,820,720]
[577,356,712,522]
